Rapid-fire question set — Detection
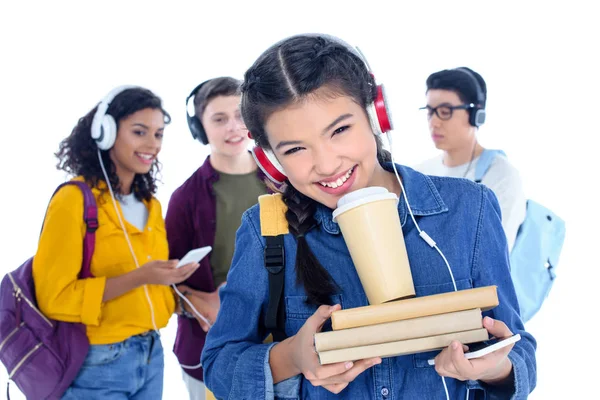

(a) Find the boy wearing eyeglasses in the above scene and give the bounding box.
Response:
[415,67,526,252]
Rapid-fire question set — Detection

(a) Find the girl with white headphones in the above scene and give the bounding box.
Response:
[33,86,199,399]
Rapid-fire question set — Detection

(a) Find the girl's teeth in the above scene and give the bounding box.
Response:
[319,166,354,189]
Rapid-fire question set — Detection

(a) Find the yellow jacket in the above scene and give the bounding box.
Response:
[33,178,175,345]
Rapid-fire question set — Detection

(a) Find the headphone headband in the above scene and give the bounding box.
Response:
[454,68,485,108]
[91,85,138,150]
[454,68,486,127]
[186,80,212,144]
[186,80,210,106]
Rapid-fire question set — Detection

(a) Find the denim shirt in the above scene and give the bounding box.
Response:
[201,164,537,400]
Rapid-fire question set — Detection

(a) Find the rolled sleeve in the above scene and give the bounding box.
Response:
[80,276,106,326]
[465,350,529,399]
[505,349,531,400]
[264,344,301,400]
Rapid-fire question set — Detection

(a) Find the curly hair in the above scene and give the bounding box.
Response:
[55,87,171,201]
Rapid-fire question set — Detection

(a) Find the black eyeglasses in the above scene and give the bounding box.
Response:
[419,103,476,121]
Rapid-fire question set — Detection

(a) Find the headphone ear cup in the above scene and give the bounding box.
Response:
[367,84,393,136]
[195,120,208,145]
[366,102,383,136]
[96,115,117,150]
[251,146,286,185]
[188,117,209,145]
[470,108,486,127]
[474,109,486,127]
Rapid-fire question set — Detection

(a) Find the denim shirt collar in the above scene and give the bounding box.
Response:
[315,163,448,235]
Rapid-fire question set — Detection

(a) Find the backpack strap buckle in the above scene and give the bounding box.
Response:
[85,218,99,233]
[264,241,285,274]
[84,204,99,233]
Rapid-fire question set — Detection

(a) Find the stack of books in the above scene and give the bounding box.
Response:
[315,286,499,365]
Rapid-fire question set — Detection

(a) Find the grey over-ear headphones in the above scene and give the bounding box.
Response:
[455,68,486,127]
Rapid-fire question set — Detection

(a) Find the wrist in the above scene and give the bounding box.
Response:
[270,336,301,383]
[481,358,514,386]
[282,335,302,376]
[177,292,195,319]
[130,267,146,287]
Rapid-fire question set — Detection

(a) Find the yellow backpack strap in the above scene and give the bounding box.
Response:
[258,193,289,236]
[205,388,217,400]
[258,193,288,342]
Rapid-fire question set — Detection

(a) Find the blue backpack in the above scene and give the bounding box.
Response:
[475,150,566,322]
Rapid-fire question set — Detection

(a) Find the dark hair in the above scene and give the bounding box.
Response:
[426,67,487,108]
[241,34,391,305]
[193,77,241,120]
[55,87,171,201]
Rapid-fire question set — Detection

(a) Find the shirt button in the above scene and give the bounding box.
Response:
[381,387,389,397]
[148,227,152,231]
[147,255,152,260]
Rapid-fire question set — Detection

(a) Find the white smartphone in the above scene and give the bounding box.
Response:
[176,246,212,269]
[427,334,521,366]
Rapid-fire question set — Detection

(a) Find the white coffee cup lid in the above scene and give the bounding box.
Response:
[332,187,398,222]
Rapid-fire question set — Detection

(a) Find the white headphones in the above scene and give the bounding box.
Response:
[91,85,138,150]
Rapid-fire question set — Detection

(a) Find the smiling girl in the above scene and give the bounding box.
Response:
[33,87,198,399]
[201,35,537,400]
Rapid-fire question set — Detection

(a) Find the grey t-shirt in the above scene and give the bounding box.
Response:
[415,153,526,251]
[211,171,267,286]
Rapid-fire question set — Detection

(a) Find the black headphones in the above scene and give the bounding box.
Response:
[455,68,486,127]
[185,80,211,145]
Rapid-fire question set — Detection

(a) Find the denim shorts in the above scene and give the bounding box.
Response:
[61,331,163,400]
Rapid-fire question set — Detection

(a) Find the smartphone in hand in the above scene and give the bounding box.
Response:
[176,246,212,268]
[427,334,521,365]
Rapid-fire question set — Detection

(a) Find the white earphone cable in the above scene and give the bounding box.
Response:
[97,150,159,335]
[171,284,214,369]
[98,150,213,370]
[385,132,457,291]
[385,132,462,400]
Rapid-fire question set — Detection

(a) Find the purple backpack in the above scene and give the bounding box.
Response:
[0,181,97,399]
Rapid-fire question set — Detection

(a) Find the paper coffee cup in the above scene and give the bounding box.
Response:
[333,187,415,304]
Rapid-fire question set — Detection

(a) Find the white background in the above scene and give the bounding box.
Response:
[1,1,597,398]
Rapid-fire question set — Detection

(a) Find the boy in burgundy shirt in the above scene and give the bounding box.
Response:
[166,77,267,399]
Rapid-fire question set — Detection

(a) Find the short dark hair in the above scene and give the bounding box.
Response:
[426,67,487,108]
[193,77,241,119]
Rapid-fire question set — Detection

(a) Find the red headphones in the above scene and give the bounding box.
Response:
[249,46,393,185]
